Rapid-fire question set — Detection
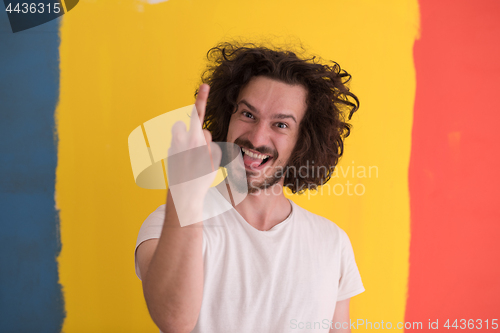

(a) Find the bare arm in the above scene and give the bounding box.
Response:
[136,84,217,333]
[137,190,204,333]
[329,299,351,333]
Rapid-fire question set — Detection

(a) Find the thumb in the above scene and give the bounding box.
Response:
[203,129,212,146]
[208,141,222,173]
[203,130,216,171]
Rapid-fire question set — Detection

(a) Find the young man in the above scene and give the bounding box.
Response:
[135,42,364,333]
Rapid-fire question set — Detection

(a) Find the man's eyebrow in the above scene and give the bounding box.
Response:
[273,113,297,124]
[238,99,297,124]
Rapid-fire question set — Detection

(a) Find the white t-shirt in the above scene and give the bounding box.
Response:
[135,187,364,332]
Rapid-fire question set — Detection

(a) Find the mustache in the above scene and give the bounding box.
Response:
[234,138,278,160]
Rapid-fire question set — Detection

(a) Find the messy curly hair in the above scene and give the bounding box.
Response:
[197,41,359,194]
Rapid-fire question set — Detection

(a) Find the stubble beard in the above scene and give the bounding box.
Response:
[227,137,290,195]
[224,157,288,195]
[245,160,288,195]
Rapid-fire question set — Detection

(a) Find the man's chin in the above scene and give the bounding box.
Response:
[233,163,286,195]
[246,176,282,195]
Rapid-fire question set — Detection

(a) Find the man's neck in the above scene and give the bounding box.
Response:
[232,183,292,231]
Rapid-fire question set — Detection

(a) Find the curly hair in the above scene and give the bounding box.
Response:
[197,41,359,194]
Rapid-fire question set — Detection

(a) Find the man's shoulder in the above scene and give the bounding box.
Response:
[141,203,166,228]
[149,203,166,217]
[290,200,343,235]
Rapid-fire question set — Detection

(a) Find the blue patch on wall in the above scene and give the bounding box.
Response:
[0,9,65,333]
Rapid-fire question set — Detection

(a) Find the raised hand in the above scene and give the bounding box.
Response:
[166,84,222,227]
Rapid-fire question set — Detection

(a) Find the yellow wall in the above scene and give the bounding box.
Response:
[56,0,419,331]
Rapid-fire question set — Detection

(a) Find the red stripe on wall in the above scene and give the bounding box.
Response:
[407,0,500,329]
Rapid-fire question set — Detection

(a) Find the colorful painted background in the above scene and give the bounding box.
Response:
[0,0,498,332]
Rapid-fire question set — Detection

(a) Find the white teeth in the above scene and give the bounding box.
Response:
[241,147,270,160]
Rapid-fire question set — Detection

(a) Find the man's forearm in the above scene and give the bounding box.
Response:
[143,190,204,333]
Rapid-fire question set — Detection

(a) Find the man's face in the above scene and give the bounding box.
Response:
[226,76,308,194]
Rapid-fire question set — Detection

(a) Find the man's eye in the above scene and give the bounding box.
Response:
[242,111,254,119]
[276,122,288,129]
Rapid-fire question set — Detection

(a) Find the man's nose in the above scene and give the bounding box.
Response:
[247,122,271,150]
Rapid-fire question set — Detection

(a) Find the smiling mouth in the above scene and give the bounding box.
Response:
[240,147,273,169]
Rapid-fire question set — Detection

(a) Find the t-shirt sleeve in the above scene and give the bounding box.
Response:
[337,228,365,301]
[134,204,166,281]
